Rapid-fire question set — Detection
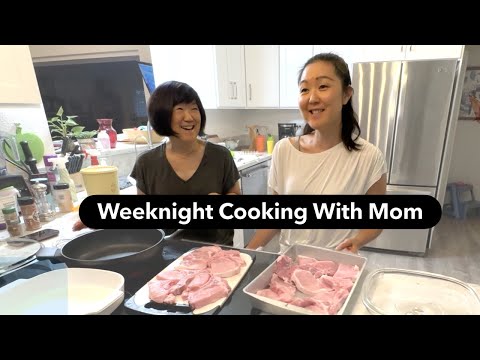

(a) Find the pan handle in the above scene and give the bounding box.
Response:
[163,229,183,240]
[36,247,66,263]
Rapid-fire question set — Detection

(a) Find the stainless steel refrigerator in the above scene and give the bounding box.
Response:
[352,59,459,255]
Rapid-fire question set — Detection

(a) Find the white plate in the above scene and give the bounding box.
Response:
[0,239,41,272]
[0,268,125,315]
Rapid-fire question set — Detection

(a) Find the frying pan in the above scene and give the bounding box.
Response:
[35,229,170,281]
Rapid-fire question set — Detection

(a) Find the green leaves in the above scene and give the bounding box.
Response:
[48,106,95,140]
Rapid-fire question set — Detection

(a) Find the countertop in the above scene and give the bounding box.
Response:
[1,170,479,315]
[231,151,271,171]
[2,218,479,315]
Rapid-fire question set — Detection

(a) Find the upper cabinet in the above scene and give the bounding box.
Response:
[215,46,246,108]
[403,45,464,60]
[244,45,279,108]
[357,45,464,63]
[215,45,280,108]
[314,45,363,76]
[279,45,314,108]
[150,45,217,109]
[150,45,465,111]
[0,45,42,105]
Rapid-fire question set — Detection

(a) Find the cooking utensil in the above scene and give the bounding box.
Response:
[35,229,166,282]
[1,135,30,174]
[19,140,39,174]
[13,125,44,164]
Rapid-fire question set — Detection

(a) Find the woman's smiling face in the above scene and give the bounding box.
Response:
[298,60,352,131]
[171,101,201,141]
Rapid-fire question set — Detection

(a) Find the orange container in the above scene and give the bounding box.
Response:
[255,135,266,152]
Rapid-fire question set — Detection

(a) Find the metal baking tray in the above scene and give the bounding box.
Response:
[243,244,367,315]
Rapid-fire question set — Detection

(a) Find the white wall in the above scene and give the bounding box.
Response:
[0,45,54,173]
[448,45,480,198]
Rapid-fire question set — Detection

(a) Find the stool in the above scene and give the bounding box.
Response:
[443,182,480,219]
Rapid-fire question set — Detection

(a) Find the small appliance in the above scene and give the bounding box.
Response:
[278,123,300,139]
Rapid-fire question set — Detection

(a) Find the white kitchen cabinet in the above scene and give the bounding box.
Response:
[279,45,314,108]
[403,45,464,60]
[357,45,464,63]
[245,45,280,108]
[215,46,246,108]
[313,45,363,76]
[0,45,42,105]
[149,45,217,109]
[356,45,406,62]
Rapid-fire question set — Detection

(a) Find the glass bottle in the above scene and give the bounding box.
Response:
[97,118,117,149]
[30,181,56,222]
[53,183,73,213]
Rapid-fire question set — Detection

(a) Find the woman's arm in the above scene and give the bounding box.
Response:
[226,180,241,195]
[336,174,387,253]
[246,229,280,249]
[245,190,279,249]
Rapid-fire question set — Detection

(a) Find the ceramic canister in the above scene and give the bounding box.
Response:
[80,166,120,195]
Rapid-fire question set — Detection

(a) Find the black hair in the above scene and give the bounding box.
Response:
[297,53,361,151]
[147,80,206,137]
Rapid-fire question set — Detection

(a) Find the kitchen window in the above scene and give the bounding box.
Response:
[33,60,149,132]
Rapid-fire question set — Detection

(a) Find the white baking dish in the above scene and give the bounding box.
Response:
[0,268,124,315]
[243,244,367,315]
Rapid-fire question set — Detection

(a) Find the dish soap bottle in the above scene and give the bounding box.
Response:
[50,156,78,202]
[267,134,274,154]
[98,130,111,150]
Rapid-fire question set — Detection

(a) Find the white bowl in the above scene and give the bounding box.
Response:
[122,128,164,144]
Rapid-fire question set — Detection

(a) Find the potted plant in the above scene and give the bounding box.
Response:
[47,106,97,153]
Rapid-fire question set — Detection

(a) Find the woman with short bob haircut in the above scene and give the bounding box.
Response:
[148,80,207,137]
[74,81,240,246]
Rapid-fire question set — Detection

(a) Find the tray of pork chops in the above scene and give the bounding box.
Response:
[243,244,366,315]
[125,245,254,315]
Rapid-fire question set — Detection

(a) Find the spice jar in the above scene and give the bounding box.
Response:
[18,196,42,231]
[53,183,73,213]
[1,206,25,237]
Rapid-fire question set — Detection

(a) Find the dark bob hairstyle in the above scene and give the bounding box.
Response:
[148,80,206,137]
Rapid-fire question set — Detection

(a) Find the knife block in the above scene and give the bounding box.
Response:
[70,172,85,193]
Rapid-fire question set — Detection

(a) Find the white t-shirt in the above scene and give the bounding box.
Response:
[269,136,387,252]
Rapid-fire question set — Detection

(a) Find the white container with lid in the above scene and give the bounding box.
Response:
[362,268,480,315]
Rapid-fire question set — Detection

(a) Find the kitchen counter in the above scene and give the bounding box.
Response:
[2,219,480,314]
[232,151,271,171]
[2,174,479,314]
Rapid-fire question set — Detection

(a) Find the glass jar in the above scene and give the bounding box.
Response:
[1,206,25,237]
[30,181,56,222]
[97,118,117,149]
[53,183,73,213]
[17,196,42,231]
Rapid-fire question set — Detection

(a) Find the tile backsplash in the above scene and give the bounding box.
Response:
[204,109,303,141]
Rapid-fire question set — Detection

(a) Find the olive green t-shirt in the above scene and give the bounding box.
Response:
[130,142,240,245]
